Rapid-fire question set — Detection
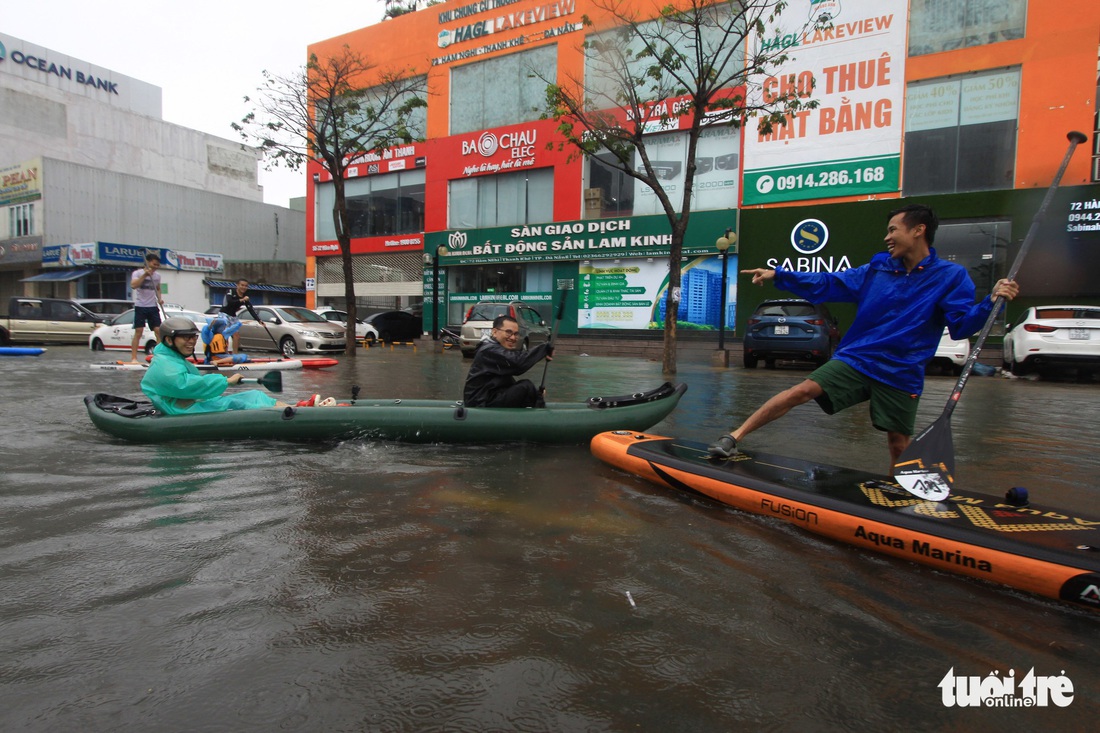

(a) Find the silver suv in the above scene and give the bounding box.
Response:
[460,300,551,358]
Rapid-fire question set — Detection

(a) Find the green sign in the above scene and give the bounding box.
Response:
[427,210,735,265]
[743,155,900,205]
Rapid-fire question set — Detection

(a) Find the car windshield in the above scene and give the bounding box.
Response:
[756,303,817,317]
[468,304,510,321]
[275,307,328,323]
[109,310,136,326]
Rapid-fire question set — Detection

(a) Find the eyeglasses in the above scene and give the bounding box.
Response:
[494,328,520,337]
[177,334,199,341]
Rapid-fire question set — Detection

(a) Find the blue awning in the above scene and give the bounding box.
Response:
[206,279,305,295]
[20,269,94,282]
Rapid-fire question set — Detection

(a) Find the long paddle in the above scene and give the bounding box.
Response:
[245,300,282,353]
[893,130,1088,501]
[538,281,573,398]
[235,370,283,393]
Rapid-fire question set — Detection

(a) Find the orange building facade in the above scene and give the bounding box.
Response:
[306,0,1100,337]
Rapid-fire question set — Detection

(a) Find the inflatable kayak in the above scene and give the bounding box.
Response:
[591,431,1100,612]
[0,346,46,356]
[85,382,686,444]
[92,359,306,372]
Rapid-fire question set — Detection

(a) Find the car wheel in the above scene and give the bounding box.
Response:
[1009,357,1030,376]
[743,353,758,369]
[91,338,104,351]
[280,336,298,358]
[765,359,777,369]
[144,340,156,355]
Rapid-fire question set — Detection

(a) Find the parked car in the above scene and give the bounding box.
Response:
[1002,305,1100,376]
[89,309,209,355]
[363,310,423,343]
[237,305,346,357]
[459,300,550,358]
[927,328,971,376]
[74,298,136,318]
[742,298,840,369]
[2,297,107,345]
[314,307,380,342]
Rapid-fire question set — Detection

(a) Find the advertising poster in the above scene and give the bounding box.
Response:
[633,125,741,215]
[579,255,738,331]
[741,0,907,204]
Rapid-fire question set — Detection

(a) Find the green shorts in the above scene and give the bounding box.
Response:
[807,360,919,436]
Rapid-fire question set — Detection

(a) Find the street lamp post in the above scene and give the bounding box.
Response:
[713,228,737,367]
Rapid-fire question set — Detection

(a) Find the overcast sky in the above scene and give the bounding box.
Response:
[4,1,385,207]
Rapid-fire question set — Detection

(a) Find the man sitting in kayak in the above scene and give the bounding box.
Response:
[707,203,1019,473]
[463,315,553,408]
[142,317,286,414]
[200,315,249,366]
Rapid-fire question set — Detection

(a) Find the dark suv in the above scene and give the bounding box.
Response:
[742,298,840,369]
[460,300,551,358]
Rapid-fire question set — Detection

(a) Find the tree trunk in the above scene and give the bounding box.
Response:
[331,176,358,358]
[662,231,684,375]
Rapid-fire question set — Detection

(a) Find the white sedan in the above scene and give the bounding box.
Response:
[89,309,208,355]
[313,308,379,342]
[927,328,971,376]
[1003,305,1100,376]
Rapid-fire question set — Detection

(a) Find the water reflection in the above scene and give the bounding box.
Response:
[0,346,1096,730]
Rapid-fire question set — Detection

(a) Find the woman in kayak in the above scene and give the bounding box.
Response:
[142,316,285,414]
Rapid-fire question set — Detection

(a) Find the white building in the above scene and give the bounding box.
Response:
[0,32,305,309]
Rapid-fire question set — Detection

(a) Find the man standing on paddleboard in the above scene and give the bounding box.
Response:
[220,279,251,354]
[128,252,164,363]
[708,204,1019,474]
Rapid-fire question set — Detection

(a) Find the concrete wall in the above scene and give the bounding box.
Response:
[42,158,305,262]
[0,32,263,202]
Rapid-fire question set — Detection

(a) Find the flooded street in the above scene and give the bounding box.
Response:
[1,345,1097,731]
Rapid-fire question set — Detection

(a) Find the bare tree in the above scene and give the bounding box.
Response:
[234,46,426,357]
[545,0,827,373]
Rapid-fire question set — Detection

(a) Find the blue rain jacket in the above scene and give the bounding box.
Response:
[773,248,994,395]
[141,342,277,415]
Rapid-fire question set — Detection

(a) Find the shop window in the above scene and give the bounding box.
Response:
[904,70,1019,195]
[450,46,557,135]
[342,76,427,140]
[315,169,425,241]
[908,0,1026,56]
[448,169,554,229]
[9,203,35,237]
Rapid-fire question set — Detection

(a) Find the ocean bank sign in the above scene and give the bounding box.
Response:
[0,32,121,96]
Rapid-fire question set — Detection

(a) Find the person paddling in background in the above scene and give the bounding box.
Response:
[219,278,251,354]
[128,252,164,363]
[201,315,248,365]
[463,315,553,408]
[707,204,1019,474]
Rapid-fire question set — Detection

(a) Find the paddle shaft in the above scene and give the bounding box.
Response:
[934,131,1087,423]
[245,300,281,352]
[538,287,571,393]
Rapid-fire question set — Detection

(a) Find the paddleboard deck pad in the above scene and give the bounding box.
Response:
[591,431,1100,611]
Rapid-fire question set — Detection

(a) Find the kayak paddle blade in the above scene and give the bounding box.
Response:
[258,371,283,393]
[239,371,283,392]
[893,414,954,501]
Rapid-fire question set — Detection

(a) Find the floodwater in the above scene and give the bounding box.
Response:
[1,344,1097,731]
